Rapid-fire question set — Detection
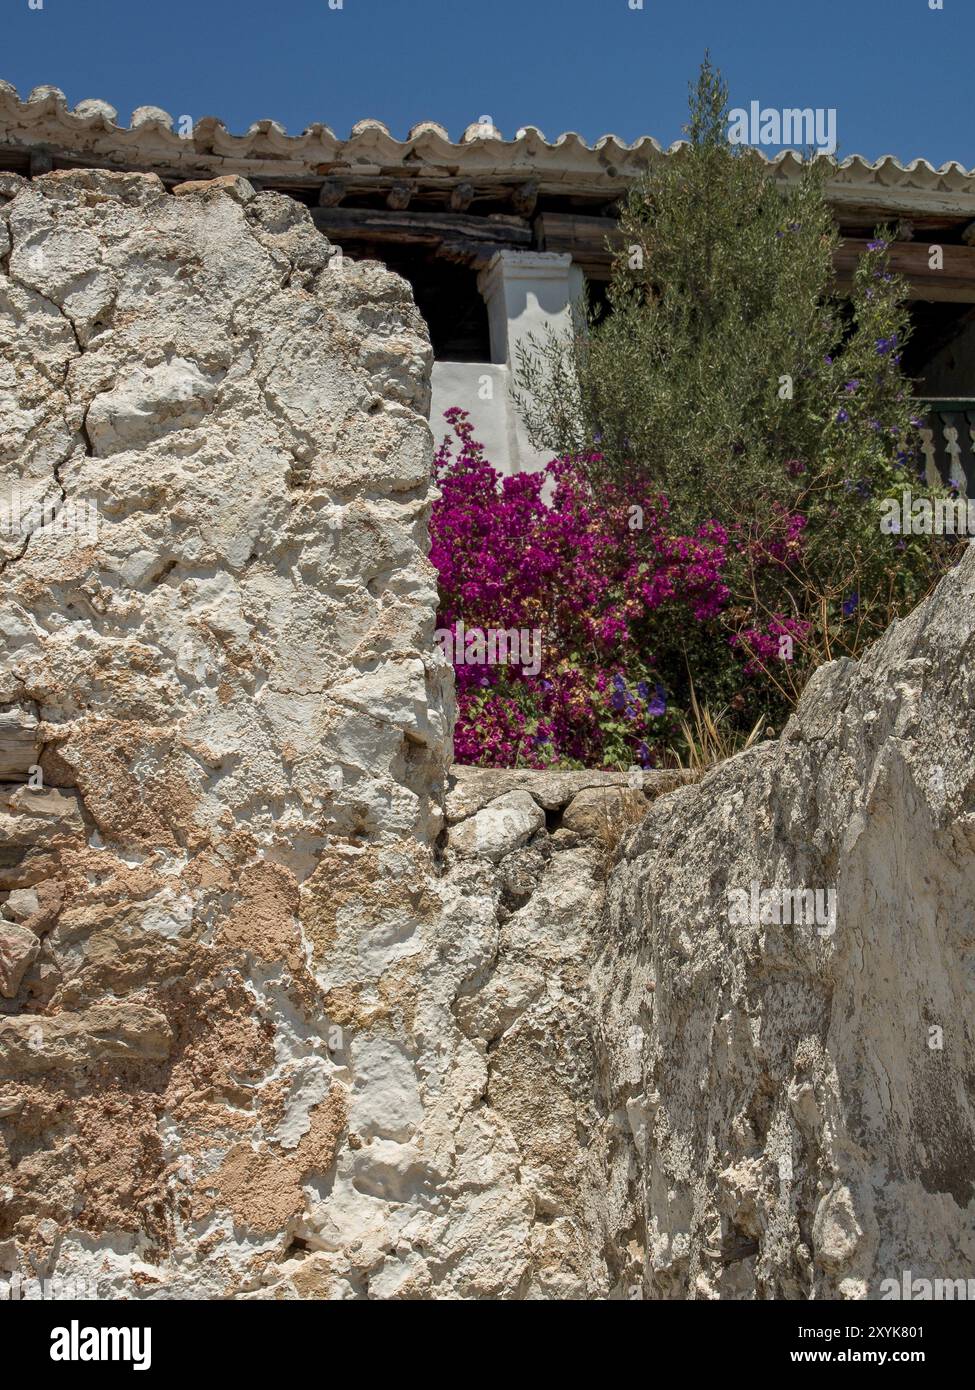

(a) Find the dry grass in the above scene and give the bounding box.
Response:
[670,676,767,777]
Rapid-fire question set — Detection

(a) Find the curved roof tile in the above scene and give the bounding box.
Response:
[1,80,973,200]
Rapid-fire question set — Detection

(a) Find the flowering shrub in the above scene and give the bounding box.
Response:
[432,409,820,769]
[433,63,960,769]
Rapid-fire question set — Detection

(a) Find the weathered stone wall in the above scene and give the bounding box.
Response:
[2,166,972,1301]
[0,168,453,1297]
[589,546,975,1299]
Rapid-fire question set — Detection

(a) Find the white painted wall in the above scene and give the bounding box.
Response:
[429,362,555,478]
[428,251,584,477]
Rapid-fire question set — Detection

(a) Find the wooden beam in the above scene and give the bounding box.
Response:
[436,240,509,270]
[386,181,413,211]
[450,181,474,212]
[535,211,623,268]
[539,213,975,303]
[310,206,532,247]
[318,178,346,207]
[834,238,975,303]
[511,180,539,217]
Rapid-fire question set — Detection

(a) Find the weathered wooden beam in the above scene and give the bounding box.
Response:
[822,184,975,223]
[318,178,346,207]
[535,211,623,267]
[436,240,508,270]
[386,181,413,210]
[538,212,975,303]
[310,206,532,247]
[511,180,539,217]
[450,181,474,212]
[834,238,975,303]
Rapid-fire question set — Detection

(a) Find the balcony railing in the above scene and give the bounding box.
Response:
[917,400,975,495]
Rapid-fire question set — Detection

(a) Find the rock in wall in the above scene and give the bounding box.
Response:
[0,168,452,1297]
[590,545,975,1299]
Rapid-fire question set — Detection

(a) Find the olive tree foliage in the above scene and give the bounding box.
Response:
[512,59,915,536]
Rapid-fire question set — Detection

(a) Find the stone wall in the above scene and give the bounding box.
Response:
[588,546,975,1299]
[0,168,452,1297]
[1,167,972,1301]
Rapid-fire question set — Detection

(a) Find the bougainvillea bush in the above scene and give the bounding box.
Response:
[431,406,952,770]
[432,409,804,768]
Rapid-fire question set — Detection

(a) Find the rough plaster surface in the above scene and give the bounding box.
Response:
[1,168,973,1301]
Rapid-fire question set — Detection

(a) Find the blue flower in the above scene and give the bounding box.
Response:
[845,380,860,393]
[867,238,888,252]
[842,592,859,618]
[647,684,667,717]
[836,408,850,424]
[636,680,650,699]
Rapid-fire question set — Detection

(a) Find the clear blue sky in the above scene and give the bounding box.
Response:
[3,0,972,168]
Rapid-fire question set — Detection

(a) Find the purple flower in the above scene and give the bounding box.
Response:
[867,238,888,252]
[845,380,860,393]
[836,408,850,424]
[876,334,898,357]
[647,684,667,717]
[842,592,859,618]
